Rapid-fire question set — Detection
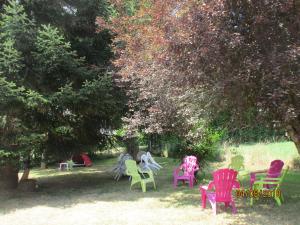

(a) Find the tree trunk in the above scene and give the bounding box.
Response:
[0,164,19,190]
[148,134,152,152]
[40,149,47,169]
[20,156,30,181]
[286,125,300,155]
[124,137,139,160]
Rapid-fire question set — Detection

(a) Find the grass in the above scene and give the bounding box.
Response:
[221,141,298,170]
[0,142,299,225]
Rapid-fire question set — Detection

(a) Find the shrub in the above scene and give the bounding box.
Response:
[178,127,225,164]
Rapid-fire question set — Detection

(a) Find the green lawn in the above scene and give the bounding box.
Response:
[221,141,298,170]
[0,142,299,225]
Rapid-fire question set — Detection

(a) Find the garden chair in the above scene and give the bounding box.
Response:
[112,153,133,181]
[125,159,156,193]
[250,166,289,206]
[250,159,284,188]
[173,155,199,188]
[228,155,248,187]
[139,152,162,174]
[200,168,240,215]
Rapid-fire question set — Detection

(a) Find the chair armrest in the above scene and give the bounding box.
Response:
[252,172,268,177]
[173,166,182,176]
[250,170,268,177]
[138,167,154,177]
[233,180,241,189]
[255,172,281,180]
[257,178,281,184]
[252,170,268,174]
[254,180,280,185]
[200,181,214,191]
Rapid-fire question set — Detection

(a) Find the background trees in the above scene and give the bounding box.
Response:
[103,0,299,157]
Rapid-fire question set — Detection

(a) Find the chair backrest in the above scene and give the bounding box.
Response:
[181,155,199,176]
[125,160,141,180]
[267,160,284,178]
[277,166,289,188]
[212,169,238,202]
[228,155,245,171]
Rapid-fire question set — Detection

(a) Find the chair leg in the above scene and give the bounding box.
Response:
[250,173,255,189]
[173,178,178,188]
[201,189,207,208]
[189,177,193,188]
[250,197,254,206]
[141,182,146,193]
[210,201,217,215]
[281,193,284,202]
[231,201,237,214]
[274,196,282,206]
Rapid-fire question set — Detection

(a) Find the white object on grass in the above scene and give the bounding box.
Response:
[139,152,162,174]
[112,153,133,181]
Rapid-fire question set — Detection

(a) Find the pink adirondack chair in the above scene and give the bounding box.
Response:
[173,155,199,188]
[250,159,284,188]
[200,169,240,215]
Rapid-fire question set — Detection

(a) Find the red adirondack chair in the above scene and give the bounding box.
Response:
[173,155,199,188]
[200,169,240,215]
[250,159,284,188]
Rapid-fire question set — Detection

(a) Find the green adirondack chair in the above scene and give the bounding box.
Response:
[228,155,248,185]
[125,159,156,192]
[250,166,289,206]
[229,155,245,171]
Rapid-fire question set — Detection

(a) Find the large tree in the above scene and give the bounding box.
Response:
[0,0,126,189]
[166,0,300,152]
[103,0,300,153]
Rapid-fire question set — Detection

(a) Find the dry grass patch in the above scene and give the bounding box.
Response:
[0,152,299,225]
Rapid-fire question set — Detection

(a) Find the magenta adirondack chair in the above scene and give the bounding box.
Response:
[200,169,240,215]
[250,159,284,188]
[173,155,199,188]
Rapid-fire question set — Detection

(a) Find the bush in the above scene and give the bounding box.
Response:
[178,127,225,164]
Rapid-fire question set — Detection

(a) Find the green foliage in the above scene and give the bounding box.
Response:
[34,24,81,73]
[124,0,138,16]
[183,128,224,163]
[0,0,33,40]
[115,127,126,138]
[209,111,286,144]
[158,134,184,155]
[228,127,285,143]
[0,76,24,111]
[21,0,114,66]
[0,149,19,166]
[24,89,48,110]
[0,38,23,76]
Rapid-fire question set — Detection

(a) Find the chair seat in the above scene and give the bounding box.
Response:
[142,177,155,183]
[206,192,216,201]
[176,175,192,180]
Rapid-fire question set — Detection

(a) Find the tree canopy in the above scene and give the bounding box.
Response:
[99,0,300,153]
[0,0,126,170]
